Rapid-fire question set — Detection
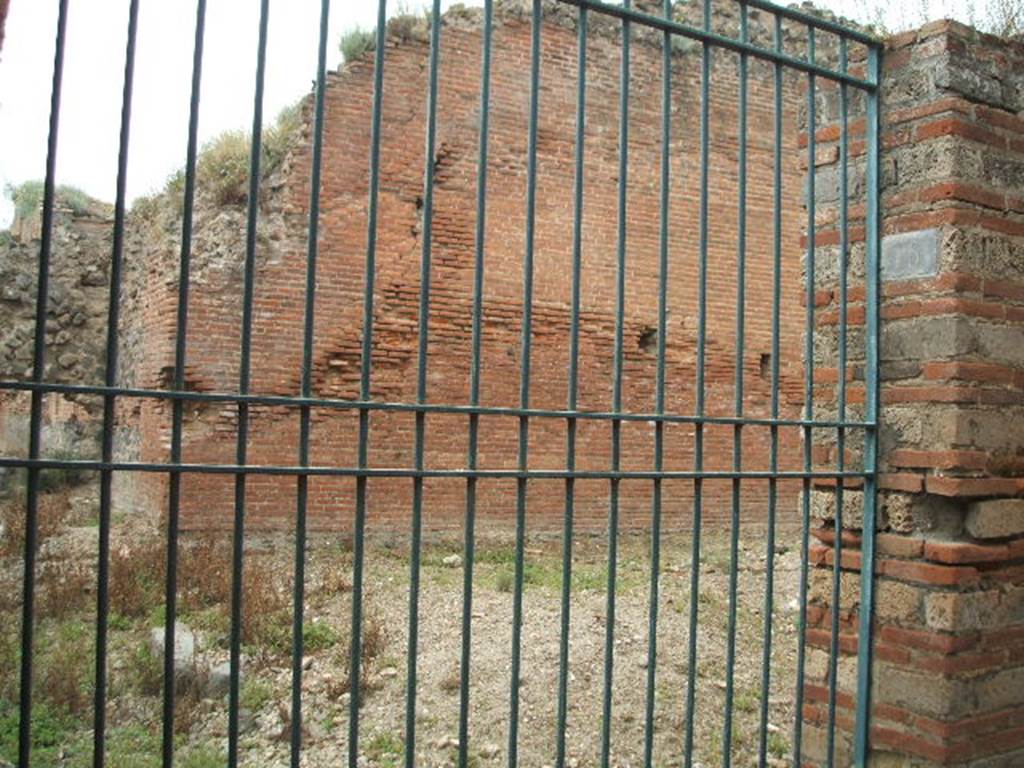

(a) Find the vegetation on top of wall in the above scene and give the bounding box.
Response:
[340,26,377,62]
[339,4,434,64]
[5,181,97,221]
[194,101,304,207]
[856,0,1023,36]
[133,101,305,214]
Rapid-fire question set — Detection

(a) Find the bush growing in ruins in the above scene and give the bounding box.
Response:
[198,102,302,206]
[340,6,433,62]
[340,26,376,63]
[136,102,305,211]
[5,180,95,220]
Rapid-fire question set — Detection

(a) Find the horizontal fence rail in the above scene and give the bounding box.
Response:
[0,1,882,767]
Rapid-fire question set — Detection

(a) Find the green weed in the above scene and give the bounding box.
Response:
[365,730,403,767]
[339,27,376,62]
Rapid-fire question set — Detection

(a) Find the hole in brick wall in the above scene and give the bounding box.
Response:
[411,195,424,237]
[638,327,658,355]
[759,352,772,379]
[432,142,454,181]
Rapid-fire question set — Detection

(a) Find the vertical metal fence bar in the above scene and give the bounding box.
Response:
[642,1,671,765]
[19,2,70,765]
[406,1,443,765]
[793,24,816,768]
[508,3,540,765]
[555,7,586,766]
[347,5,387,767]
[826,36,850,768]
[291,0,333,764]
[601,2,630,765]
[854,44,882,765]
[0,4,888,766]
[164,3,207,765]
[759,13,784,768]
[683,2,712,765]
[458,2,492,765]
[229,3,271,764]
[94,3,140,764]
[722,5,748,766]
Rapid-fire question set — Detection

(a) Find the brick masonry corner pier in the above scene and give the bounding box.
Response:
[803,20,1024,768]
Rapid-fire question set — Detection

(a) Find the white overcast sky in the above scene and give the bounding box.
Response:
[0,0,998,226]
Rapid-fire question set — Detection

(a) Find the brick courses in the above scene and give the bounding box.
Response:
[126,5,812,533]
[804,20,1024,768]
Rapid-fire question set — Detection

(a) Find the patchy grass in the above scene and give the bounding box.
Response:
[768,730,790,759]
[194,101,303,206]
[0,700,80,767]
[303,620,341,652]
[735,687,760,714]
[240,678,274,712]
[364,730,404,768]
[0,496,800,768]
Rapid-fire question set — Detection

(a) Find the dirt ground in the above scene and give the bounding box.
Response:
[0,484,805,768]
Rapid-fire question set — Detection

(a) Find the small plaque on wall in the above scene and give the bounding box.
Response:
[881,228,939,281]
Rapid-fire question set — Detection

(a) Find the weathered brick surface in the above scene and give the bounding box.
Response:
[123,5,812,532]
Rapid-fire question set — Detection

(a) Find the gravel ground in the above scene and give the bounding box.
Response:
[1,486,805,768]
[195,531,803,768]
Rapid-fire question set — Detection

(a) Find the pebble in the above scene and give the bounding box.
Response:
[204,661,235,699]
[238,708,257,735]
[479,743,500,759]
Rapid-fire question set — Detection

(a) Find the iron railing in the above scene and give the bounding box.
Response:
[0,0,882,766]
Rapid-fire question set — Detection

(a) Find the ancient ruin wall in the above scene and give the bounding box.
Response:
[122,3,814,532]
[802,21,1024,768]
[0,201,113,475]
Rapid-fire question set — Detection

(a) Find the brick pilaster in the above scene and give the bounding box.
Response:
[804,21,1024,768]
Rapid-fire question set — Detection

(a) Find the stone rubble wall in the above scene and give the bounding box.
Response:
[0,202,113,471]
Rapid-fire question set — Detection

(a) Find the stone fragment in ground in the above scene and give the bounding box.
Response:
[479,743,500,759]
[238,708,257,734]
[204,660,238,699]
[149,624,195,685]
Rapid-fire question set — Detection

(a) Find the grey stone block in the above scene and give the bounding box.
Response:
[204,660,235,699]
[149,624,195,682]
[966,499,1024,540]
[881,229,939,281]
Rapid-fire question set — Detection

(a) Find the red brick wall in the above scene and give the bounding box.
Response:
[134,11,810,532]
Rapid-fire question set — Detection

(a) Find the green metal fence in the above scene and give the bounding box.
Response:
[1,0,882,766]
